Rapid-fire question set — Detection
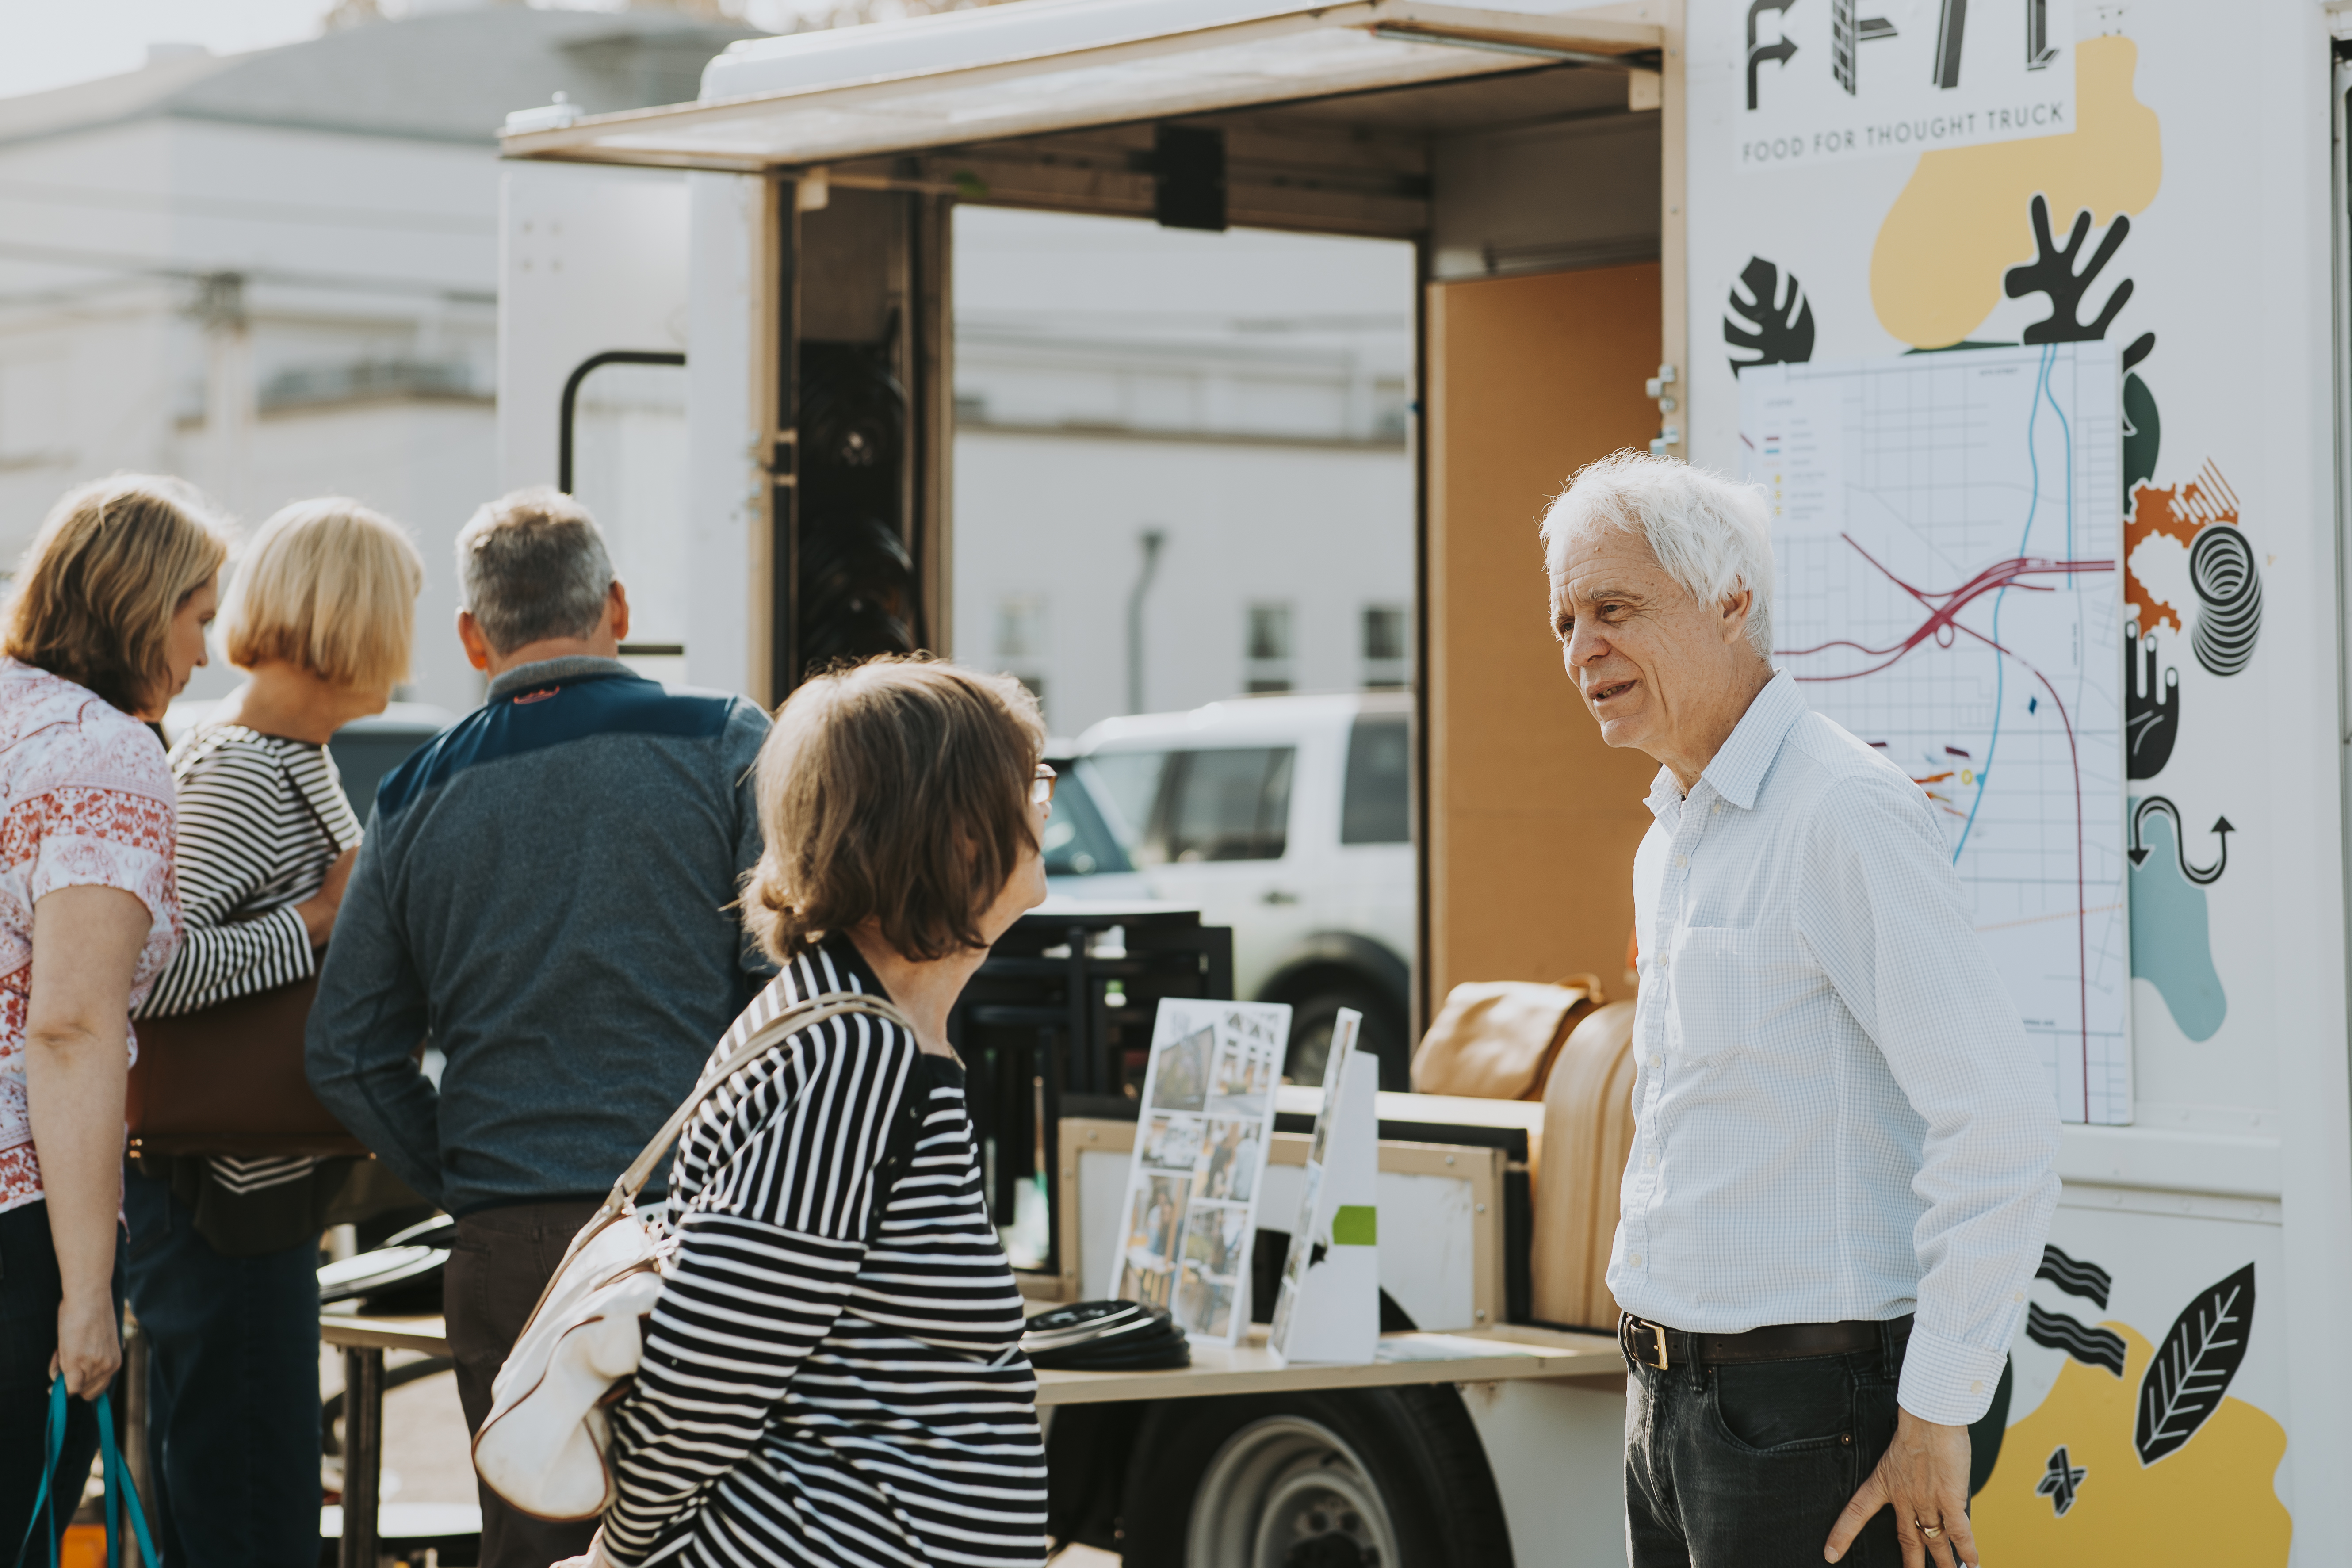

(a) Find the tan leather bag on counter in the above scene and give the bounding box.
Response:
[1530,1000,1640,1332]
[1409,975,1604,1101]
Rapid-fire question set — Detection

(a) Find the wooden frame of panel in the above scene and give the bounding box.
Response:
[1048,1116,1505,1329]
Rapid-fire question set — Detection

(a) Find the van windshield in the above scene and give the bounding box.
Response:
[1040,759,1135,877]
[1080,750,1168,847]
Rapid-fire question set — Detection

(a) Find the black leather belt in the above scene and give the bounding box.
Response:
[1618,1312,1910,1370]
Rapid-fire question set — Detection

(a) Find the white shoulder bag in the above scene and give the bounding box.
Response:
[470,991,917,1522]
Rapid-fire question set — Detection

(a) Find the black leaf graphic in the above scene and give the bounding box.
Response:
[2036,1243,2113,1308]
[2124,621,2179,781]
[2004,194,2134,344]
[2136,1263,2255,1465]
[2025,1303,2126,1376]
[2123,370,2161,503]
[1726,256,1815,375]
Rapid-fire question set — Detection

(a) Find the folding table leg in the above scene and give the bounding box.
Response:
[339,1346,384,1568]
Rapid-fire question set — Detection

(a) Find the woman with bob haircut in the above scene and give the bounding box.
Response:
[126,496,423,1568]
[567,655,1053,1568]
[0,476,225,1549]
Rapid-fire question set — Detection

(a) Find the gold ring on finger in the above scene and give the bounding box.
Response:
[1917,1522,1943,1540]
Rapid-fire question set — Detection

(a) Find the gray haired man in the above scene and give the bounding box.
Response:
[1543,453,2058,1568]
[308,488,770,1568]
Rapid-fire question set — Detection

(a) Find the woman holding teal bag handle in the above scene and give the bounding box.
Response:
[0,478,223,1551]
[17,1374,160,1567]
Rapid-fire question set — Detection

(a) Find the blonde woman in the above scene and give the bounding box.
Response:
[0,477,225,1553]
[126,497,422,1568]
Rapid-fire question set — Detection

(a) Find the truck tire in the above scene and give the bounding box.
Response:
[1285,987,1411,1092]
[1119,1384,1512,1568]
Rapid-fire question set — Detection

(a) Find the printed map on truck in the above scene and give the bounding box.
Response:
[1740,344,2128,1124]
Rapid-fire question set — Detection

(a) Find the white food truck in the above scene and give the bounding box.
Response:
[490,2,2352,1561]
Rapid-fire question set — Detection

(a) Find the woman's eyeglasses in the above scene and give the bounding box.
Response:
[1031,764,1058,807]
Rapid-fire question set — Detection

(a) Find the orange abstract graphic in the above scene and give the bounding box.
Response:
[2126,461,2238,635]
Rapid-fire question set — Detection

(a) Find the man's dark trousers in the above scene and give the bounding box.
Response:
[445,1199,604,1568]
[1624,1318,1912,1567]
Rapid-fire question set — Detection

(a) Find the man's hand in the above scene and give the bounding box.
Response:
[1825,1407,1975,1567]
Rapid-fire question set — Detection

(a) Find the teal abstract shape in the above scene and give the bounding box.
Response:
[2127,796,2226,1040]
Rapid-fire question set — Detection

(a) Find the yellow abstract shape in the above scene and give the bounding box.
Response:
[1973,1325,2291,1564]
[1872,36,2162,348]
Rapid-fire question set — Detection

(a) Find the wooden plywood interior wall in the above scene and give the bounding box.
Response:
[1425,261,1664,1004]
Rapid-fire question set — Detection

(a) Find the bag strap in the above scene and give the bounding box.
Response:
[11,1377,66,1568]
[507,989,922,1344]
[262,739,356,857]
[600,990,918,1220]
[95,1388,158,1568]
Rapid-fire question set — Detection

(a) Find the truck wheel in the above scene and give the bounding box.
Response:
[1285,989,1410,1092]
[1119,1386,1512,1568]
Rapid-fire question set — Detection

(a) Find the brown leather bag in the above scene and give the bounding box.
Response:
[126,742,364,1158]
[1409,975,1604,1101]
[1530,999,1640,1332]
[126,974,366,1156]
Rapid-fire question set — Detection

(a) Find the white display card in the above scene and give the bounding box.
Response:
[1105,997,1290,1345]
[1268,1010,1380,1366]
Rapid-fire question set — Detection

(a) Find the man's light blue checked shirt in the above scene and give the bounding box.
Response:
[1607,670,2061,1426]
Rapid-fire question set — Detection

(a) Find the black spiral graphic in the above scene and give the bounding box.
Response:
[2189,525,2261,677]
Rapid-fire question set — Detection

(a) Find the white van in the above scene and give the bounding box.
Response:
[1074,692,1413,1087]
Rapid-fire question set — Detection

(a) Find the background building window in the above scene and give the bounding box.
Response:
[1361,603,1409,689]
[996,595,1049,725]
[1246,601,1293,694]
[997,594,1047,660]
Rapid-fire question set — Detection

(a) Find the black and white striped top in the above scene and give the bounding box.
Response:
[137,723,363,1196]
[605,939,1047,1568]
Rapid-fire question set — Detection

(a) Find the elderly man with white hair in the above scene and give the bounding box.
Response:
[1543,452,2058,1568]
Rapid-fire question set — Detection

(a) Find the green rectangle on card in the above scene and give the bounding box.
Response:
[1331,1205,1377,1246]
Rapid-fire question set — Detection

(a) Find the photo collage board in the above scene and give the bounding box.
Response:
[1106,998,1289,1344]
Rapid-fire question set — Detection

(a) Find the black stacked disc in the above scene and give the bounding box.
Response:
[1023,1300,1189,1371]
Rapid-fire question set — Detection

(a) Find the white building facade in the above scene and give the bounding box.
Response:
[0,4,750,713]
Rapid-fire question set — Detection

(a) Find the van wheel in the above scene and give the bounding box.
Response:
[1285,989,1409,1091]
[1119,1386,1513,1568]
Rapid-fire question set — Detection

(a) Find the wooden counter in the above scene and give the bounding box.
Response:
[319,1309,1624,1564]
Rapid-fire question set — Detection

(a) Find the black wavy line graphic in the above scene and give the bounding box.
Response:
[2190,525,2261,677]
[2036,1244,2112,1308]
[2025,1303,2126,1376]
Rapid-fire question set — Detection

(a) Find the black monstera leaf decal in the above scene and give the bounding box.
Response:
[2006,194,2135,344]
[2136,1263,2254,1465]
[1726,256,1815,375]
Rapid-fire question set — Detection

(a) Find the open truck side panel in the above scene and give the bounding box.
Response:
[496,1,2352,1560]
[1684,4,2348,1555]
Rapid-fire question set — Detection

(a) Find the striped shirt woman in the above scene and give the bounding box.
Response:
[122,496,423,1568]
[605,939,1047,1567]
[589,656,1055,1568]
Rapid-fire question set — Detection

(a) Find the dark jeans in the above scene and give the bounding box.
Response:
[122,1159,322,1568]
[0,1200,125,1557]
[1625,1318,1911,1568]
[446,1199,604,1568]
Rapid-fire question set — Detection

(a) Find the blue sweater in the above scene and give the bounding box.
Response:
[306,657,770,1216]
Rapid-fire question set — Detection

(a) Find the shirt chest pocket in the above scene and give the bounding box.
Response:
[1663,926,1817,1063]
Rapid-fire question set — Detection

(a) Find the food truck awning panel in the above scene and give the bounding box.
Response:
[499,1,1662,172]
